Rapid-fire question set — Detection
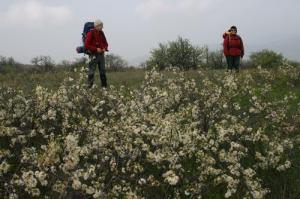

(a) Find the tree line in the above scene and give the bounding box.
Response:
[146,36,299,70]
[1,36,299,74]
[0,54,131,74]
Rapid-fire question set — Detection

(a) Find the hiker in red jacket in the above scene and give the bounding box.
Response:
[84,19,108,88]
[223,26,244,72]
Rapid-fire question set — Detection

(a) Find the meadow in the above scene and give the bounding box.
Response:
[0,65,300,199]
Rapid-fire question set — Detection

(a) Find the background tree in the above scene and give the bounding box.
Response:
[207,49,225,69]
[105,53,129,72]
[31,55,55,72]
[250,49,283,68]
[147,37,204,70]
[202,45,209,67]
[0,55,22,74]
[167,37,203,70]
[70,57,88,71]
[0,56,16,66]
[286,60,300,67]
[138,61,147,69]
[147,43,169,70]
[59,60,72,68]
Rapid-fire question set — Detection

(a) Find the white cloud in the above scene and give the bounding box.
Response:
[135,0,171,19]
[0,0,72,27]
[176,0,211,13]
[135,0,215,19]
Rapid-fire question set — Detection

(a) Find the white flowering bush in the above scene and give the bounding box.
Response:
[1,65,300,198]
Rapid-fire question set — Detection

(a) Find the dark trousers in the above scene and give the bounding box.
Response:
[227,56,240,71]
[87,53,107,88]
[225,56,230,69]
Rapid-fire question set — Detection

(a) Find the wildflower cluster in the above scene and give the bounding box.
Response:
[0,66,300,198]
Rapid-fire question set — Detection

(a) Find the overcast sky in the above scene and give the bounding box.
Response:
[0,0,299,65]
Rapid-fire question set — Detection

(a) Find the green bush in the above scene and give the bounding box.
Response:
[250,49,283,68]
[147,37,204,70]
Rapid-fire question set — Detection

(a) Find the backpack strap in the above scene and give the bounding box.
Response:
[87,30,96,56]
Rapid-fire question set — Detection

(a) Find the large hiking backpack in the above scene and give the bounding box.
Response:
[76,22,94,55]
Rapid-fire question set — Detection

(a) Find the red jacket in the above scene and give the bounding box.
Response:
[222,32,230,56]
[84,28,108,54]
[223,34,244,57]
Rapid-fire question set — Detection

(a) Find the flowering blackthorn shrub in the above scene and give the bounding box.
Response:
[0,66,300,198]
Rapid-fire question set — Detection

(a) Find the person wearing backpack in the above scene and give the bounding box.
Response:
[223,26,244,72]
[84,19,108,88]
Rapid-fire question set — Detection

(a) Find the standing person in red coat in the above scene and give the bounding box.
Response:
[223,26,244,72]
[84,19,109,88]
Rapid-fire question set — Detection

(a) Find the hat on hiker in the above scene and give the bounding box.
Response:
[94,19,103,27]
[230,26,237,31]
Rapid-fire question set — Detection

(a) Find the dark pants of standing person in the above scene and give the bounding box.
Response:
[225,56,230,70]
[87,53,107,88]
[227,56,241,72]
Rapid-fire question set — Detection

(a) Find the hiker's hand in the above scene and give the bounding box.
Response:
[97,48,103,53]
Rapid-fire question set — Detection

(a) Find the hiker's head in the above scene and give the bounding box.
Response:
[230,26,237,34]
[94,19,103,31]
